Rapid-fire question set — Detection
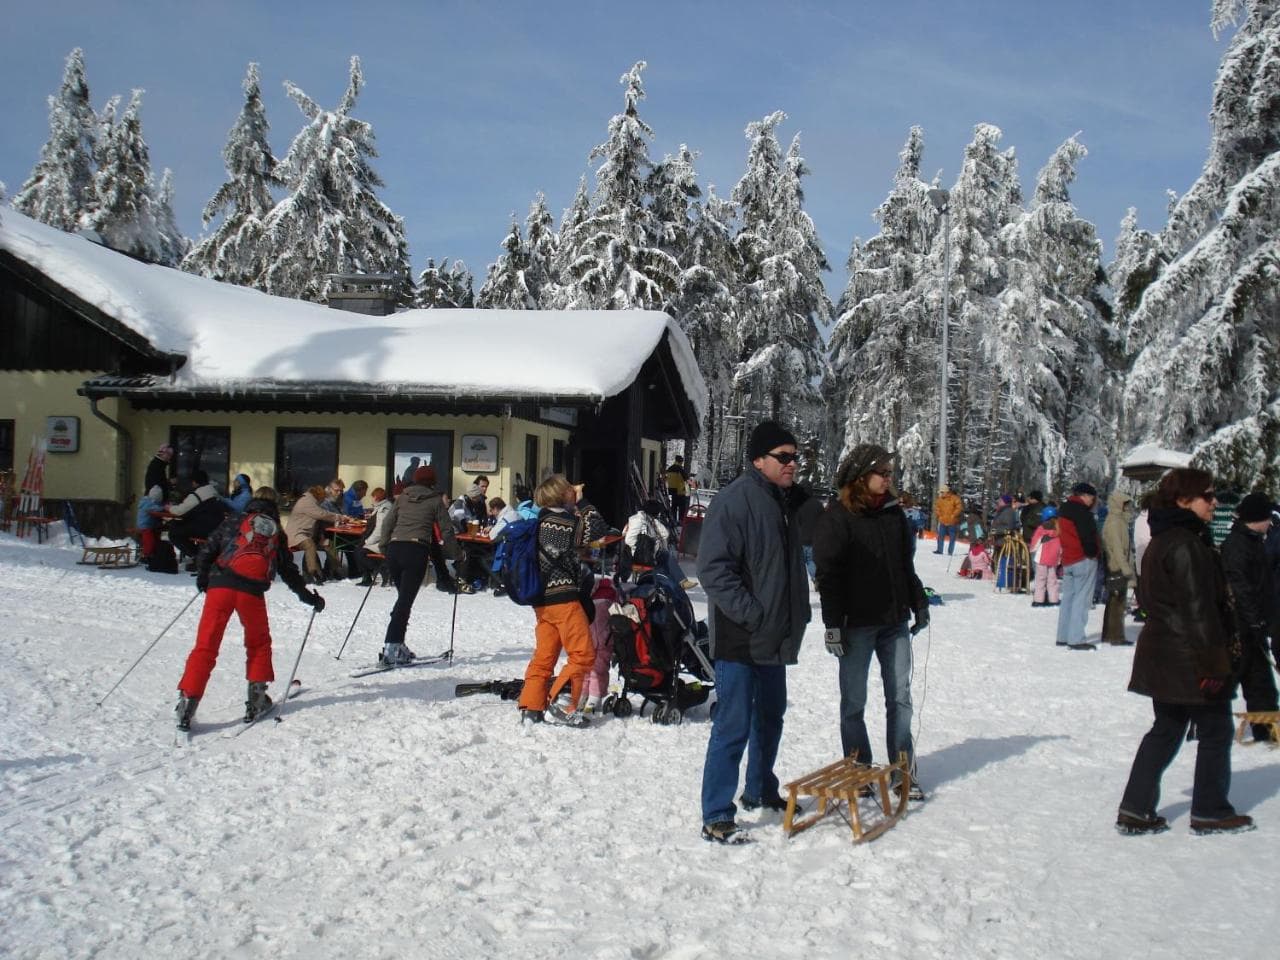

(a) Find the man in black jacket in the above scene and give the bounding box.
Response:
[813,443,928,796]
[696,421,810,844]
[1221,491,1280,741]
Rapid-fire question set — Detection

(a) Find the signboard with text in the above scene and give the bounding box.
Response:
[46,416,80,453]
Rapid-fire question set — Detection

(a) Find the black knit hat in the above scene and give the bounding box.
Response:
[1238,491,1277,523]
[835,444,895,489]
[1070,482,1098,497]
[747,421,798,460]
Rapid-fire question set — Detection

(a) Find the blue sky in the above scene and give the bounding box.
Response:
[1,1,1229,297]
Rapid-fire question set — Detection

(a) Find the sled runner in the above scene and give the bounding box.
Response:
[1234,710,1280,745]
[782,752,910,843]
[77,544,138,568]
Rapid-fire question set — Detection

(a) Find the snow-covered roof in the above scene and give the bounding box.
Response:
[1119,443,1193,470]
[0,209,706,421]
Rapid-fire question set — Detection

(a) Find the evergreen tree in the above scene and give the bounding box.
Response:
[557,62,679,309]
[87,89,166,262]
[674,186,743,482]
[731,112,831,435]
[826,127,940,493]
[476,216,534,308]
[523,192,557,306]
[1125,0,1280,488]
[415,257,473,308]
[262,57,411,303]
[648,143,701,267]
[13,48,97,232]
[154,169,190,267]
[183,63,279,285]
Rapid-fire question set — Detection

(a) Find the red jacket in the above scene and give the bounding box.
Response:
[1057,496,1099,566]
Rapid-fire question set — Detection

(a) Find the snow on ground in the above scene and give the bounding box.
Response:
[2,531,1278,959]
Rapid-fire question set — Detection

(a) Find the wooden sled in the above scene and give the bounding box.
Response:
[1234,711,1280,746]
[782,752,910,842]
[77,545,138,569]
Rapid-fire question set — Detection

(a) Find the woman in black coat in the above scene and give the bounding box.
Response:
[1116,467,1252,836]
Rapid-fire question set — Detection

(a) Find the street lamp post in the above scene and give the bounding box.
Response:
[927,187,952,494]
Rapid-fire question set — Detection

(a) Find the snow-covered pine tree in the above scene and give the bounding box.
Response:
[996,136,1114,492]
[648,144,701,269]
[672,185,743,482]
[415,257,473,308]
[826,126,939,493]
[154,169,190,267]
[87,89,167,263]
[552,175,590,289]
[183,63,279,285]
[262,57,411,303]
[523,192,557,307]
[1125,0,1280,488]
[476,216,534,309]
[731,112,831,436]
[558,62,679,310]
[13,48,98,232]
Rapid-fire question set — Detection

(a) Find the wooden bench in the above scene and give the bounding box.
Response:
[1234,711,1280,745]
[77,545,138,569]
[782,752,910,842]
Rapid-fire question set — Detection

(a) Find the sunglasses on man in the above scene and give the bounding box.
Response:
[765,451,801,465]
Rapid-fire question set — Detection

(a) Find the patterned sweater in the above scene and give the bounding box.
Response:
[537,502,608,605]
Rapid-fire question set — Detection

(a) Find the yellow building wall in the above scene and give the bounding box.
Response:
[0,371,121,500]
[119,408,570,504]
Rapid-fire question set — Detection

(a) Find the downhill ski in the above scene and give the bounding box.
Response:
[349,650,453,679]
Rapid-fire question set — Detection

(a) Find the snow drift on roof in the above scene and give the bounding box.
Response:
[0,209,706,418]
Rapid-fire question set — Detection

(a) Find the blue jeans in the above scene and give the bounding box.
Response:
[701,660,788,824]
[837,623,914,767]
[1056,558,1097,645]
[802,545,816,582]
[934,524,957,554]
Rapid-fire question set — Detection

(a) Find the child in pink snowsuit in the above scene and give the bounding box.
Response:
[584,577,618,711]
[1029,517,1063,605]
[963,540,993,580]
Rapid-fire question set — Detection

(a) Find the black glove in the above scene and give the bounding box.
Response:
[196,575,208,593]
[824,628,847,657]
[306,589,325,612]
[911,606,930,636]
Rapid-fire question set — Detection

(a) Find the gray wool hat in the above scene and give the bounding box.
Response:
[835,444,896,489]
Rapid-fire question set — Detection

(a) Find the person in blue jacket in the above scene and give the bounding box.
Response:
[221,473,253,514]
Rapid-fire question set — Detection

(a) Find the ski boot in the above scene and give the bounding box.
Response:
[175,692,200,731]
[244,681,273,723]
[379,642,416,667]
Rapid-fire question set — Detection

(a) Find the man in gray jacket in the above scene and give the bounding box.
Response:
[697,421,811,843]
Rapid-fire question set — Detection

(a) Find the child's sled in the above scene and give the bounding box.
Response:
[782,752,910,842]
[1234,710,1280,745]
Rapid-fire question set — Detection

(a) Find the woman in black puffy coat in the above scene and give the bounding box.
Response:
[1116,468,1252,836]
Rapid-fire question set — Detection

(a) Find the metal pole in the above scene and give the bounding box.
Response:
[938,203,951,491]
[333,579,376,660]
[276,608,317,721]
[96,591,200,706]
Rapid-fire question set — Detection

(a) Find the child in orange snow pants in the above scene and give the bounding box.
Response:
[517,601,595,711]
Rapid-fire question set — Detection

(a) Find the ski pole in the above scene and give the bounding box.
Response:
[277,608,317,722]
[334,578,376,661]
[445,585,459,662]
[97,591,200,707]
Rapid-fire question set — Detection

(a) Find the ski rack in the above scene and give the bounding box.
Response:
[782,752,910,843]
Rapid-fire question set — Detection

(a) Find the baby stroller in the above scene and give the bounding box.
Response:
[607,570,715,725]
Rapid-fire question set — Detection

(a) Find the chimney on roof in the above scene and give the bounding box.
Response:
[325,274,399,316]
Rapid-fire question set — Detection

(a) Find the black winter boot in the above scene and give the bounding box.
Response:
[175,692,200,731]
[244,681,273,723]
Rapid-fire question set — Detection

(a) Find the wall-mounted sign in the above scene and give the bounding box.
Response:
[46,416,80,453]
[539,406,578,427]
[460,434,498,473]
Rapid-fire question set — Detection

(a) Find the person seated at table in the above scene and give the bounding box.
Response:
[619,498,696,588]
[318,478,349,575]
[221,473,253,515]
[285,484,346,584]
[169,469,231,570]
[321,478,345,513]
[449,481,489,533]
[355,487,393,587]
[342,480,369,519]
[135,485,166,561]
[487,497,519,542]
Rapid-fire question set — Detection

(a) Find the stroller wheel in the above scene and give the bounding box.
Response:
[601,694,616,713]
[612,697,633,719]
[665,706,683,726]
[651,703,668,724]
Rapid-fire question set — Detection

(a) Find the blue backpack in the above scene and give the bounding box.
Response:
[495,516,547,605]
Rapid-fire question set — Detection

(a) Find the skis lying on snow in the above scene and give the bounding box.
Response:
[349,650,453,679]
[454,679,524,700]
